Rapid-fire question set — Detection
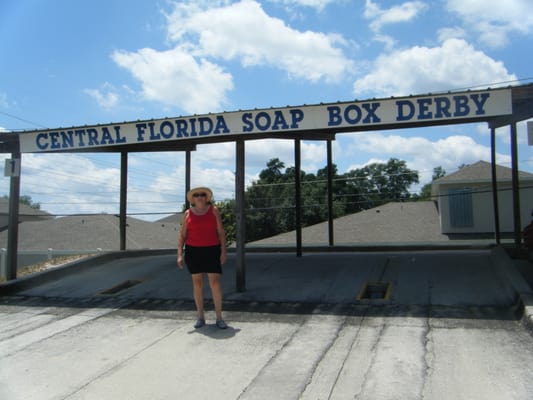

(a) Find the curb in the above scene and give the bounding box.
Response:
[491,246,533,334]
[519,292,533,334]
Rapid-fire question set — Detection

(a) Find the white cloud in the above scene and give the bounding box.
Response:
[437,26,466,42]
[343,132,511,185]
[84,83,119,109]
[267,0,336,12]
[19,153,122,216]
[112,46,234,114]
[364,0,427,32]
[446,0,533,47]
[166,0,352,83]
[353,38,517,97]
[108,1,352,114]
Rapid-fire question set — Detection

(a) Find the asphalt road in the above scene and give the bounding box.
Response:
[1,249,533,399]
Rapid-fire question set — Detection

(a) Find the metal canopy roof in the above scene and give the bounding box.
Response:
[1,83,532,286]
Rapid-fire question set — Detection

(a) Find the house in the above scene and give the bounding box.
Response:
[431,161,533,234]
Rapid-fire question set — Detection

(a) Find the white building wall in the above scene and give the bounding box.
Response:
[438,182,533,234]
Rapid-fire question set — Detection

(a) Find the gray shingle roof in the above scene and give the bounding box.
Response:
[433,160,533,185]
[249,201,449,246]
[0,214,180,250]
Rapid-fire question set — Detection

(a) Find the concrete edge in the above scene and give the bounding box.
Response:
[0,249,174,296]
[491,246,533,334]
[518,292,533,334]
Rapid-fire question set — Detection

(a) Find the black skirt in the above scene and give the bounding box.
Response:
[184,245,222,274]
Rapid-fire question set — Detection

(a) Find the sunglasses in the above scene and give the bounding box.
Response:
[192,192,207,198]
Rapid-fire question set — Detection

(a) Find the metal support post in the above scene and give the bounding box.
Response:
[490,126,501,244]
[6,151,21,280]
[327,138,334,246]
[119,151,128,251]
[235,139,246,291]
[295,139,302,257]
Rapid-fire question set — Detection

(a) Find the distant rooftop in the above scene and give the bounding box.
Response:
[433,160,533,185]
[0,214,179,251]
[249,201,451,247]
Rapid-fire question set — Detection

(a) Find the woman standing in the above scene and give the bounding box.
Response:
[177,187,228,329]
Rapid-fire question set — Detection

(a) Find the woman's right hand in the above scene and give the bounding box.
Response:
[177,255,184,269]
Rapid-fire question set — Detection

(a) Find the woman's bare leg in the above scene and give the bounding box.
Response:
[191,273,205,319]
[207,273,223,320]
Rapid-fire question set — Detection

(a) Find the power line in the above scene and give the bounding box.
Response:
[0,111,48,130]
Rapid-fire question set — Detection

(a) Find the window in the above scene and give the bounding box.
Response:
[448,188,473,227]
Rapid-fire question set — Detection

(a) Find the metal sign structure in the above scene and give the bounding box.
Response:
[19,88,512,153]
[1,84,532,288]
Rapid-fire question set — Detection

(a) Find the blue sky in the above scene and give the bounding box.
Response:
[1,0,532,220]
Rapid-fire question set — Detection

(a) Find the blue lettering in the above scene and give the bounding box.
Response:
[255,112,271,131]
[470,93,490,115]
[272,111,289,130]
[327,106,342,126]
[396,100,415,121]
[50,132,60,149]
[87,129,98,146]
[362,102,381,123]
[176,120,188,137]
[242,113,254,132]
[344,104,362,124]
[136,123,147,142]
[75,129,88,147]
[100,127,114,145]
[188,119,198,136]
[148,122,159,140]
[417,98,433,120]
[114,126,126,144]
[290,109,304,128]
[159,121,174,139]
[453,95,470,117]
[198,117,213,136]
[434,97,451,118]
[60,131,74,148]
[36,133,49,150]
[214,116,230,134]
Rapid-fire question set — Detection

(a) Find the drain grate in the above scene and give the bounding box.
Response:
[356,281,393,301]
[97,280,143,296]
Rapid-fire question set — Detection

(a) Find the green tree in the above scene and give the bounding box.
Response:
[215,200,236,246]
[342,158,419,210]
[244,157,421,242]
[2,195,41,209]
[416,166,446,200]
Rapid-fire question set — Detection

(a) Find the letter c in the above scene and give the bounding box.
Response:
[36,133,49,150]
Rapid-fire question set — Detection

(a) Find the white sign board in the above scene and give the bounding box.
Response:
[18,87,513,153]
[4,158,20,177]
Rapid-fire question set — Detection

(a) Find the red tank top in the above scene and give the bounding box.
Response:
[185,206,220,247]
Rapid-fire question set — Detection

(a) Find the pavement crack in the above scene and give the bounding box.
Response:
[354,314,386,400]
[300,312,350,399]
[237,312,309,399]
[61,323,181,400]
[325,306,370,400]
[420,304,434,400]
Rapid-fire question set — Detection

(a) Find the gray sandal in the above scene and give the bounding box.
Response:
[194,318,205,329]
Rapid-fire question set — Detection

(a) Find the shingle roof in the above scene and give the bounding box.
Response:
[249,201,448,246]
[0,198,52,217]
[433,160,533,185]
[0,214,180,250]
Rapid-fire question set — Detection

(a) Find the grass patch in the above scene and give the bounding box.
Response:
[0,254,91,283]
